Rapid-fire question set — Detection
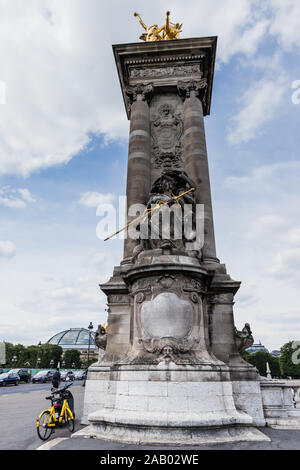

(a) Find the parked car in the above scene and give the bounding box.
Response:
[74,370,86,380]
[9,368,31,383]
[32,370,54,384]
[60,370,75,382]
[0,372,19,387]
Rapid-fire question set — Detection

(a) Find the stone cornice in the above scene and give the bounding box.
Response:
[113,37,217,119]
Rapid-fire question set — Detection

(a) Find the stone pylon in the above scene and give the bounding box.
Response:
[79,37,268,445]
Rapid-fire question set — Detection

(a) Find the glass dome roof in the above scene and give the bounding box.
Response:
[47,328,96,349]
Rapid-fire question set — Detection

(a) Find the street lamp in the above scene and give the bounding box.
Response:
[12,355,17,367]
[62,360,65,369]
[87,321,93,368]
[50,359,54,369]
[35,341,42,369]
[72,362,75,369]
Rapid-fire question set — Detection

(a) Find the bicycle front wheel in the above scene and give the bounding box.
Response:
[65,411,75,433]
[37,411,53,441]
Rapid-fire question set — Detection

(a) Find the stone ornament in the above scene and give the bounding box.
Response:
[136,292,145,304]
[130,64,202,79]
[178,78,208,109]
[125,83,154,105]
[190,292,199,303]
[142,336,200,364]
[158,274,175,289]
[151,103,183,170]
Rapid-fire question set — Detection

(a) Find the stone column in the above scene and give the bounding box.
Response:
[178,80,218,263]
[123,84,153,262]
[208,292,237,363]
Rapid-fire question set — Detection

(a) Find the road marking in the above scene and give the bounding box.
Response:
[36,437,69,450]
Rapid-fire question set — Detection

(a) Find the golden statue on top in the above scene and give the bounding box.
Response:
[134,11,183,42]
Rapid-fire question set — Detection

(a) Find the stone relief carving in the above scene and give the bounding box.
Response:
[234,323,254,353]
[158,274,175,289]
[130,64,202,79]
[132,278,152,294]
[183,278,205,292]
[142,336,200,364]
[151,103,183,170]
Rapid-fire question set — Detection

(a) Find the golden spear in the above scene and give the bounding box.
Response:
[104,187,195,242]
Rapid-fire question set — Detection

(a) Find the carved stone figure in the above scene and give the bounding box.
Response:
[234,323,254,352]
[94,324,107,350]
[151,103,183,169]
[137,170,198,252]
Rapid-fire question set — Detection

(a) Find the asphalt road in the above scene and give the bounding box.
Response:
[0,381,85,450]
[2,381,300,451]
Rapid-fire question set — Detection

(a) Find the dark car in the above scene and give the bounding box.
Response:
[32,370,54,384]
[60,370,75,382]
[9,368,31,383]
[0,372,19,387]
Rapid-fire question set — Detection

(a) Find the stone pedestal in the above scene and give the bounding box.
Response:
[79,37,267,444]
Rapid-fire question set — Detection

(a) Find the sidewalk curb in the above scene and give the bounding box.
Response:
[36,437,69,450]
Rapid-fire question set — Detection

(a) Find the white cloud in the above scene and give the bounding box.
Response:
[0,240,15,259]
[227,75,287,144]
[225,161,300,195]
[269,248,300,282]
[244,215,287,241]
[268,0,300,50]
[78,191,115,208]
[0,0,297,177]
[0,186,36,208]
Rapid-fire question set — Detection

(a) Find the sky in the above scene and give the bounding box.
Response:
[0,0,299,350]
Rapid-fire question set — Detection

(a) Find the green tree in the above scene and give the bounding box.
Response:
[242,351,282,378]
[39,344,63,368]
[63,349,81,368]
[3,343,63,369]
[4,343,26,368]
[279,341,300,378]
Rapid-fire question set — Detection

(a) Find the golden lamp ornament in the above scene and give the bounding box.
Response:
[134,11,183,42]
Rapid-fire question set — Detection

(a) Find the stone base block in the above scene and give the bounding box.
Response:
[72,422,270,446]
[232,380,266,427]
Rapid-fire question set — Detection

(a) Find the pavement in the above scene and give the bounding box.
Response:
[1,381,300,451]
[0,381,85,450]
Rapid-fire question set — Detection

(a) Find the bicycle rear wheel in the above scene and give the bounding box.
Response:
[37,411,53,441]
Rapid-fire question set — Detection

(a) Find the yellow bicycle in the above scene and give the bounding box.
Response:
[37,383,75,441]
